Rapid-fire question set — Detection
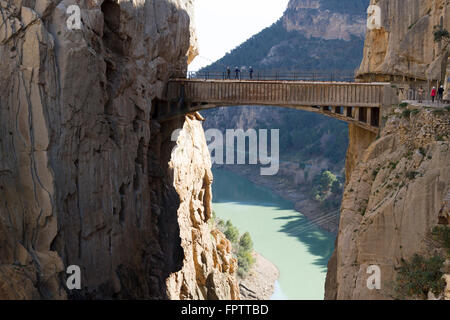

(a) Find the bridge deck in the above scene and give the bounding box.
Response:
[158,79,398,133]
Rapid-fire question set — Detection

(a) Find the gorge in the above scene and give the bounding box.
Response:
[0,0,449,301]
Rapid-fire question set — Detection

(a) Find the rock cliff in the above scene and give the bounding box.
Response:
[283,0,368,41]
[166,113,238,300]
[326,107,450,299]
[0,0,237,300]
[326,0,450,300]
[357,0,450,82]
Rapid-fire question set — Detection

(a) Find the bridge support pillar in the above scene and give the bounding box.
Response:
[367,108,372,126]
[354,107,360,120]
[344,107,352,118]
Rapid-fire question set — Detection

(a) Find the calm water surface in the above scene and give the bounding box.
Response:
[212,168,335,300]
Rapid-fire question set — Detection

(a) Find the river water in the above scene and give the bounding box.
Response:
[211,168,336,300]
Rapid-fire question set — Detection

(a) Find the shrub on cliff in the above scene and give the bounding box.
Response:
[239,232,254,252]
[432,226,450,256]
[433,25,450,44]
[237,248,256,278]
[211,213,256,278]
[224,220,240,244]
[394,254,446,299]
[236,231,256,277]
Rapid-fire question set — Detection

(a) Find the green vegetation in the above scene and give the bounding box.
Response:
[388,161,398,170]
[405,171,419,180]
[408,21,418,30]
[395,254,446,299]
[433,25,450,44]
[310,170,343,211]
[418,147,426,157]
[432,109,445,116]
[201,18,365,73]
[212,211,255,278]
[401,109,411,118]
[224,220,240,243]
[237,232,255,277]
[394,226,450,299]
[372,168,380,179]
[432,226,450,256]
[313,0,369,15]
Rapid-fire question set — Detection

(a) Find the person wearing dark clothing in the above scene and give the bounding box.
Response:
[235,66,240,79]
[249,66,253,80]
[226,67,231,79]
[438,85,444,102]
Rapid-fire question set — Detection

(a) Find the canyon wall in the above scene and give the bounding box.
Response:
[0,0,237,300]
[326,0,450,299]
[357,0,450,82]
[326,107,450,299]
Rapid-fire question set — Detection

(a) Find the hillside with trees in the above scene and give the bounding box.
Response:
[200,0,371,230]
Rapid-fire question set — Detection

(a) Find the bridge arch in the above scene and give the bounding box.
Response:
[156,79,398,133]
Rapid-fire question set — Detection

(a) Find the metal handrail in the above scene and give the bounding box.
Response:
[187,70,356,82]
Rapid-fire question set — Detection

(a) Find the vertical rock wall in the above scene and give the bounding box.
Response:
[326,109,450,299]
[357,0,449,82]
[0,0,237,300]
[166,114,238,300]
[326,0,450,300]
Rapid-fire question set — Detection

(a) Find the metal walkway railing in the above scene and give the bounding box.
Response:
[188,70,357,82]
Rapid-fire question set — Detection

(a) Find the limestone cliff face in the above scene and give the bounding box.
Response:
[0,0,237,300]
[357,0,450,81]
[166,114,238,300]
[326,108,450,299]
[345,124,377,183]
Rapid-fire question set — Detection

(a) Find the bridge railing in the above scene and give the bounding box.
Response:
[187,70,356,82]
[167,80,391,108]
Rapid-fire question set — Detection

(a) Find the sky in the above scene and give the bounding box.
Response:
[188,0,290,71]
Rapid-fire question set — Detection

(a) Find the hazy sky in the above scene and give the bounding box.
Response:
[189,0,290,71]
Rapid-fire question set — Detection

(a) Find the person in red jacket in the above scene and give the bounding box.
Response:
[431,86,437,103]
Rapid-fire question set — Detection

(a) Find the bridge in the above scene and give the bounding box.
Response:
[156,78,398,133]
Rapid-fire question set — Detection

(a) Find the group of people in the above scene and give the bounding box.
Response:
[226,66,254,80]
[417,85,445,103]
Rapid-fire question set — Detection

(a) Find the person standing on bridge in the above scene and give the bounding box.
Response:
[249,66,254,80]
[431,86,437,103]
[235,66,240,80]
[438,85,444,103]
[417,86,424,103]
[226,66,231,79]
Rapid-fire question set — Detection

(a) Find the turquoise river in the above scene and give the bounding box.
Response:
[211,168,336,300]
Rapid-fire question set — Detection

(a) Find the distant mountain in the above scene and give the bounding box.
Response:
[200,0,371,218]
[201,0,370,73]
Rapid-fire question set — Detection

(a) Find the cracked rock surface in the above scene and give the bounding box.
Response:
[0,0,237,299]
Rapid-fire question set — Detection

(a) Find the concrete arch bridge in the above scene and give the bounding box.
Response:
[156,79,399,133]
